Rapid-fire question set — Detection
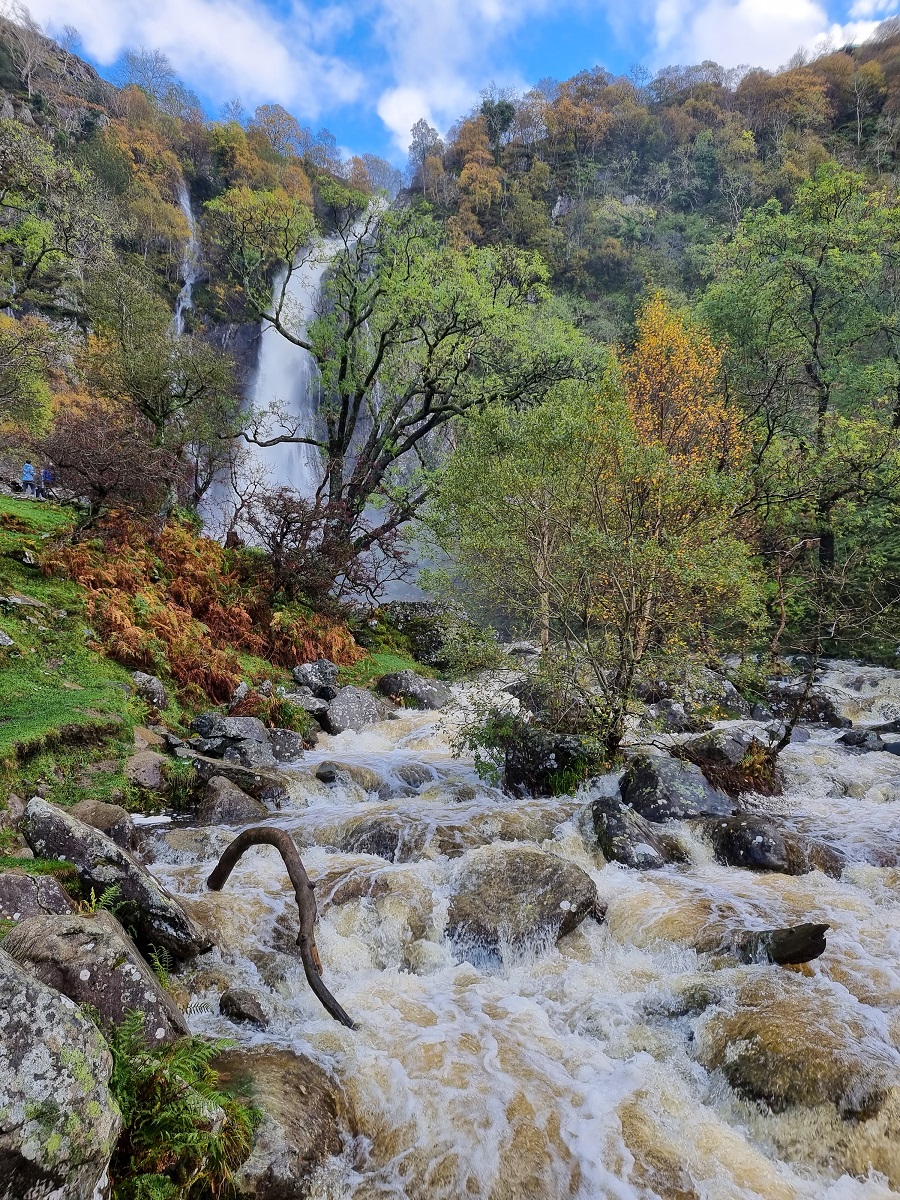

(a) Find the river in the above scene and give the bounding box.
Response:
[145,661,900,1199]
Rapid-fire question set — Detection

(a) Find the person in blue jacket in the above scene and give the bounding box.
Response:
[20,461,35,496]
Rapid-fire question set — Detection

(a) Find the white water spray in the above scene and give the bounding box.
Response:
[173,179,200,337]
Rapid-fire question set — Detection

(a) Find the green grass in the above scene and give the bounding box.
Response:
[0,855,79,884]
[338,649,431,688]
[0,496,141,766]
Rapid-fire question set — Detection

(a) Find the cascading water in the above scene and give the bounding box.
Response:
[249,234,353,497]
[143,662,900,1199]
[173,179,200,337]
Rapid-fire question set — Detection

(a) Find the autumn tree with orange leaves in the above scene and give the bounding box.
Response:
[430,294,761,756]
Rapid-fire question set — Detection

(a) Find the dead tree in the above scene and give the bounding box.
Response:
[207,827,355,1028]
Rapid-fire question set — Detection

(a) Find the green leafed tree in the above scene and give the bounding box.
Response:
[205,183,594,592]
[700,164,900,689]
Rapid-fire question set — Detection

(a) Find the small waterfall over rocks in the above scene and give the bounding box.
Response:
[173,179,200,337]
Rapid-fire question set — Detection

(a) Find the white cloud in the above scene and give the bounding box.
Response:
[27,0,363,117]
[371,0,551,152]
[650,0,880,69]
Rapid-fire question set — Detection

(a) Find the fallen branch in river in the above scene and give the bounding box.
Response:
[206,827,356,1029]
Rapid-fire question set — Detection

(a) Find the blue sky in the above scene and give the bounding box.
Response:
[26,0,897,163]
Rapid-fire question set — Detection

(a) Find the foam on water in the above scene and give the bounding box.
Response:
[147,669,900,1198]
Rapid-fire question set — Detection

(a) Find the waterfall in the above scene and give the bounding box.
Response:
[248,232,355,498]
[173,179,200,336]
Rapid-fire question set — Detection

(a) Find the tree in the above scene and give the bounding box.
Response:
[120,47,176,104]
[1,2,44,97]
[206,185,593,596]
[0,119,110,306]
[0,312,53,428]
[83,267,240,505]
[249,103,304,157]
[408,118,443,193]
[701,165,900,733]
[41,394,181,522]
[429,297,759,755]
[481,91,516,164]
[360,154,402,197]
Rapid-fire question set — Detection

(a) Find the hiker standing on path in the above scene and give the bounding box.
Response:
[20,460,35,496]
[37,464,54,499]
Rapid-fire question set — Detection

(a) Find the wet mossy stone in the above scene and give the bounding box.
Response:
[0,946,121,1200]
[620,753,732,823]
[591,795,689,869]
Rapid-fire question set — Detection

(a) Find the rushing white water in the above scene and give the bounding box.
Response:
[173,179,201,337]
[146,668,900,1199]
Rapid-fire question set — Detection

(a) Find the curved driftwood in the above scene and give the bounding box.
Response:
[207,827,355,1029]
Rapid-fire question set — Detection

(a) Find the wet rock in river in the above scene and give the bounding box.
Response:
[0,945,121,1200]
[620,753,732,822]
[283,685,330,717]
[504,727,603,797]
[70,798,137,850]
[698,813,844,878]
[694,972,900,1118]
[189,753,289,805]
[220,986,270,1030]
[837,728,886,753]
[197,776,269,826]
[699,814,793,872]
[376,669,451,710]
[3,910,188,1044]
[322,686,386,734]
[591,794,689,869]
[766,681,852,727]
[339,814,426,862]
[728,922,829,965]
[447,845,599,956]
[22,798,210,961]
[292,658,339,700]
[315,760,385,792]
[642,698,713,734]
[213,1045,353,1199]
[0,869,74,921]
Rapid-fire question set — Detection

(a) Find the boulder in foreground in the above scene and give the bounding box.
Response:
[447,845,599,957]
[22,798,210,961]
[0,946,121,1200]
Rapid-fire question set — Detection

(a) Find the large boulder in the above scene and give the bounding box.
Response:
[0,946,121,1200]
[190,713,276,770]
[694,972,900,1117]
[0,870,74,922]
[591,795,689,869]
[766,681,851,728]
[197,777,269,826]
[188,753,289,805]
[291,660,339,700]
[212,1046,352,1199]
[131,670,168,710]
[680,727,767,767]
[447,845,599,957]
[838,728,886,753]
[698,813,844,878]
[322,686,384,735]
[620,753,732,823]
[642,699,712,735]
[22,799,210,961]
[70,799,137,851]
[282,686,329,717]
[4,910,188,1044]
[219,987,270,1030]
[504,727,603,797]
[375,670,451,711]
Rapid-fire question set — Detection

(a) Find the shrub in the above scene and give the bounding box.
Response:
[106,1011,259,1200]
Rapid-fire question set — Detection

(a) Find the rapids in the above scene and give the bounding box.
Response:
[145,663,900,1199]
